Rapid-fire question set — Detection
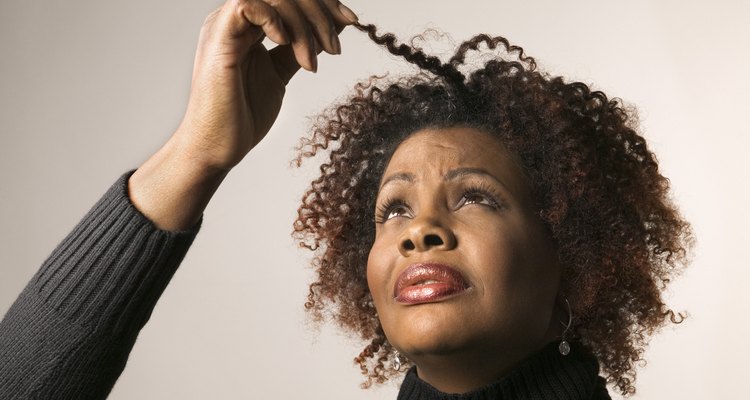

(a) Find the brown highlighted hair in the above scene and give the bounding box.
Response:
[291,23,692,396]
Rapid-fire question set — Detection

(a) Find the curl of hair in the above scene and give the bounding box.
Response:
[291,23,692,396]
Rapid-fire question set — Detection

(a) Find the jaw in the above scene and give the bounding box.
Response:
[384,300,561,394]
[406,339,545,394]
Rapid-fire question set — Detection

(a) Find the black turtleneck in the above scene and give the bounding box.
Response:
[397,341,612,400]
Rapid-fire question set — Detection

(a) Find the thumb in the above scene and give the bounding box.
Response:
[269,44,302,85]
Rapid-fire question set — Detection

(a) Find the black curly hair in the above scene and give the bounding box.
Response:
[291,22,692,396]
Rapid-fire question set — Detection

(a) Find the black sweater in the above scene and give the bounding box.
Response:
[0,170,611,399]
[398,342,611,400]
[0,170,201,399]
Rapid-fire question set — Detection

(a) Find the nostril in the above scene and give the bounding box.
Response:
[424,234,443,247]
[402,239,415,251]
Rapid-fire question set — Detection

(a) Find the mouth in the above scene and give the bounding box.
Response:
[393,262,470,305]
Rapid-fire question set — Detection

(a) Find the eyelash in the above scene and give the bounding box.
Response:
[374,183,503,224]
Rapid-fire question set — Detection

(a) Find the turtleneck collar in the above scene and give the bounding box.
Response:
[396,341,611,400]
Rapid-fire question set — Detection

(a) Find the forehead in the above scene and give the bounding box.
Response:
[389,127,502,165]
[381,126,532,201]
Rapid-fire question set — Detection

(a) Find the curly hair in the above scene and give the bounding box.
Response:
[291,23,692,396]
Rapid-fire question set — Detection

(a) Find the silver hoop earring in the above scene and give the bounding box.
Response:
[559,298,573,356]
[393,351,405,372]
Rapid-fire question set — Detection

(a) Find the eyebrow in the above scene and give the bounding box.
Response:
[445,167,503,184]
[379,172,414,189]
[378,167,509,193]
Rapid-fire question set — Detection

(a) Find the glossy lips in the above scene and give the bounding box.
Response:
[393,263,469,304]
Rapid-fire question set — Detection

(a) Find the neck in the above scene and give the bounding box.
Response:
[409,340,550,393]
[397,341,611,400]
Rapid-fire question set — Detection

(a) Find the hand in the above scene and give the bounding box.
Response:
[127,0,357,231]
[175,0,358,172]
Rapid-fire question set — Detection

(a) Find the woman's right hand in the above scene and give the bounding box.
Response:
[175,0,358,172]
[127,0,357,231]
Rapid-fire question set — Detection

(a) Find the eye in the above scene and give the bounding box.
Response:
[458,185,501,209]
[386,205,409,220]
[375,198,411,224]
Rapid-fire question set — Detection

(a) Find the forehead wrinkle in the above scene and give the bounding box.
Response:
[378,171,415,193]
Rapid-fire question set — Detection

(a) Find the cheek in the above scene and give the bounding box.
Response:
[366,237,393,306]
[468,217,558,306]
[366,250,392,340]
[496,222,560,323]
[512,220,560,288]
[366,233,406,340]
[469,230,519,294]
[458,217,517,280]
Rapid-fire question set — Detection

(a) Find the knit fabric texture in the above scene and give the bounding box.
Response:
[397,341,612,400]
[0,170,201,399]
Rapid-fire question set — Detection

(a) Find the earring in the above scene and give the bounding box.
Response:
[393,351,405,372]
[559,297,572,356]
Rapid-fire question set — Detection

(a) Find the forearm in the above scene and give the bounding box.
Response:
[128,132,230,231]
[0,171,201,399]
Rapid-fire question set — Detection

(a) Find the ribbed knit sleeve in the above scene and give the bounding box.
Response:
[0,169,202,400]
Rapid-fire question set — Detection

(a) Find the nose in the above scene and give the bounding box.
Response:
[398,215,457,256]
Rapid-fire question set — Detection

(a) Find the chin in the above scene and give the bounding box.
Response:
[386,302,480,356]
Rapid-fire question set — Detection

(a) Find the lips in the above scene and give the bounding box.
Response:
[393,263,469,305]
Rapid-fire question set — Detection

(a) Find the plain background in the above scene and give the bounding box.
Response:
[1,0,748,398]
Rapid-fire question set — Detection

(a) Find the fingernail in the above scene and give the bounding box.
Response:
[331,32,341,54]
[338,3,358,23]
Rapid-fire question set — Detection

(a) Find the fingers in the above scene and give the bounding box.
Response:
[269,0,358,72]
[209,0,358,73]
[303,0,359,54]
[201,0,290,63]
[272,0,319,72]
[296,0,346,55]
[269,22,345,84]
[268,44,299,85]
[334,1,358,25]
[235,0,290,45]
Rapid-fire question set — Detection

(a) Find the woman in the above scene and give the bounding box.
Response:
[0,0,691,399]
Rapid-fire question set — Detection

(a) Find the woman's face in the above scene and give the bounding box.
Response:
[366,126,562,383]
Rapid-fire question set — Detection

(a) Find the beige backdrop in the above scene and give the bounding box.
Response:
[1,0,748,398]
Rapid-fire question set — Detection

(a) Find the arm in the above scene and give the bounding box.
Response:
[127,0,357,231]
[0,0,357,398]
[0,170,201,399]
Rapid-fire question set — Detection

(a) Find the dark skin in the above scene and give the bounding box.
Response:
[128,0,357,231]
[129,1,564,394]
[368,127,563,393]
